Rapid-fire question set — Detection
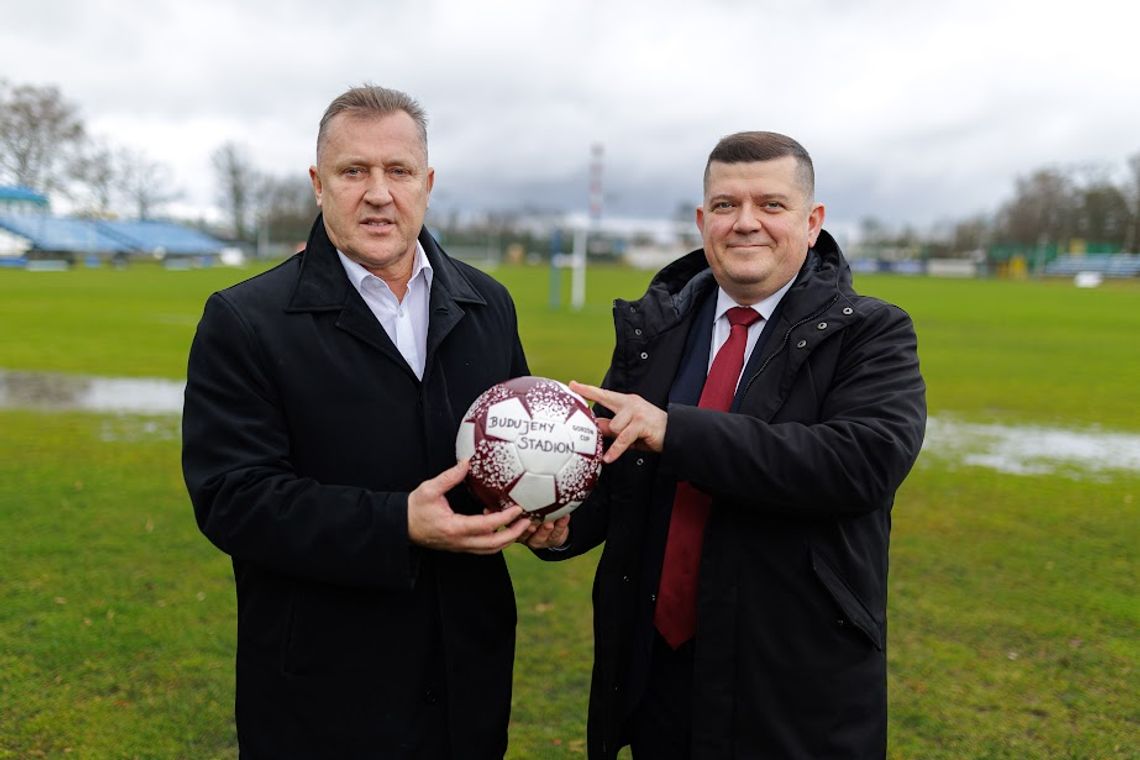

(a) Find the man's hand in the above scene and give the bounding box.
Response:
[570,381,667,464]
[520,514,570,549]
[407,460,533,554]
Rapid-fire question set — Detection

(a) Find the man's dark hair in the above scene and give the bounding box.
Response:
[316,84,428,163]
[703,131,814,201]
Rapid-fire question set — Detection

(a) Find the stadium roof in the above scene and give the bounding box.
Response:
[0,186,49,205]
[0,215,225,256]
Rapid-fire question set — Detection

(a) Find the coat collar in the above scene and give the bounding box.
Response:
[285,215,486,379]
[630,229,849,338]
[286,215,487,312]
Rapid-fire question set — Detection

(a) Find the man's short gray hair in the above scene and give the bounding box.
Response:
[316,84,428,162]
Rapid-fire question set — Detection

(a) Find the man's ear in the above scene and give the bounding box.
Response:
[807,203,825,246]
[309,166,323,207]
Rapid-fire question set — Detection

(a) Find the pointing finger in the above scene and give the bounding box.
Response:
[569,381,621,409]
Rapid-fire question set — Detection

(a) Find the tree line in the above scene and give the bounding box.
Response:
[0,80,315,246]
[3,79,1139,255]
[859,157,1140,258]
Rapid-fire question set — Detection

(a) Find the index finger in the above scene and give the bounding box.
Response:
[569,380,624,409]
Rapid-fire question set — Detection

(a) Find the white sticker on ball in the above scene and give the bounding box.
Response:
[565,409,599,454]
[515,424,575,475]
[484,397,531,442]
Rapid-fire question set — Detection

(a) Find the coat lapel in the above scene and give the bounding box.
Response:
[285,216,488,382]
[420,229,486,382]
[285,215,413,373]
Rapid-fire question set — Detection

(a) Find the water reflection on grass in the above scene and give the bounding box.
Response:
[0,369,183,415]
[2,370,1139,478]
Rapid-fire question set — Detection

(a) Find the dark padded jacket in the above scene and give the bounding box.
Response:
[551,231,926,759]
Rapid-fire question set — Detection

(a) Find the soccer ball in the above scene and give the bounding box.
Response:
[455,376,603,521]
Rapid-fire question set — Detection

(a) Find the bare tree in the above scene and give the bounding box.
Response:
[1073,181,1130,248]
[259,173,318,245]
[119,148,180,220]
[1125,152,1140,253]
[212,141,259,241]
[0,80,86,193]
[70,138,117,217]
[951,214,991,255]
[995,168,1075,247]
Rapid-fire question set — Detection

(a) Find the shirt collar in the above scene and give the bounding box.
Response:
[713,275,797,324]
[336,241,434,294]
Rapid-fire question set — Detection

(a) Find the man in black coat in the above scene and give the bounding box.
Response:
[182,85,553,758]
[548,132,927,758]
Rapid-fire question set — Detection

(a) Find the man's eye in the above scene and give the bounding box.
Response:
[765,201,783,210]
[344,167,365,177]
[389,167,409,177]
[713,201,734,211]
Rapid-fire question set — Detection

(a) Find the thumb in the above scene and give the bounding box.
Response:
[429,458,471,494]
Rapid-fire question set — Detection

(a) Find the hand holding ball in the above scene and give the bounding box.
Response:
[455,376,603,521]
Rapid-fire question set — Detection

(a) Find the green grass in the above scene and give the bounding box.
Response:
[852,275,1140,430]
[1,262,1138,758]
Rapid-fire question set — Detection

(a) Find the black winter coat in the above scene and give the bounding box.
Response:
[182,217,528,758]
[555,231,926,759]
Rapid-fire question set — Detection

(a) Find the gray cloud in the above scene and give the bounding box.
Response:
[3,0,1138,231]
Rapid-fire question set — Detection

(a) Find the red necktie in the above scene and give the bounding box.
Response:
[654,305,762,649]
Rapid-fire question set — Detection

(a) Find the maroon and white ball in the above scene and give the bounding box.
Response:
[456,376,603,521]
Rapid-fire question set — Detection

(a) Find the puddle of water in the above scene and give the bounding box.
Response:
[0,370,183,415]
[921,417,1140,478]
[2,370,1138,479]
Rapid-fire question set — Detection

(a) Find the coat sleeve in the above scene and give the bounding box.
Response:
[181,292,417,590]
[662,302,926,516]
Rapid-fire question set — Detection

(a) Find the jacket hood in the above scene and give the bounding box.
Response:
[640,229,849,322]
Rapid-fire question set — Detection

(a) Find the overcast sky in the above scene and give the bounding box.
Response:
[3,0,1138,235]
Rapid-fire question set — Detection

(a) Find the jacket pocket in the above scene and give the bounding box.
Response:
[810,549,884,651]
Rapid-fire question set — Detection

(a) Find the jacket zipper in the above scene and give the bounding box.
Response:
[740,294,840,398]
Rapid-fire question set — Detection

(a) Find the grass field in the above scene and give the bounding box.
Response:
[1,261,1137,758]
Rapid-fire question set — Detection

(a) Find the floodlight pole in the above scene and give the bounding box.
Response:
[571,227,587,310]
[573,142,604,312]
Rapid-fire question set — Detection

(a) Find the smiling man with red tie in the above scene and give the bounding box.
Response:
[544,131,927,759]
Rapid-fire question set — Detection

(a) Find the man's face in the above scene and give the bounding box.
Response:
[697,156,824,305]
[309,111,434,281]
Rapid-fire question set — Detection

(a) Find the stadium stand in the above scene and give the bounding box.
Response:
[1044,254,1140,278]
[0,214,225,265]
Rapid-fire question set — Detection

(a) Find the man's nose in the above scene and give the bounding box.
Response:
[732,203,762,233]
[363,175,393,206]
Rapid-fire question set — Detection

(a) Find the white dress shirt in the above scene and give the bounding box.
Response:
[708,276,797,389]
[338,244,434,380]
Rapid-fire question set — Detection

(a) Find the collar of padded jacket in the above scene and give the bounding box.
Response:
[622,229,850,341]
